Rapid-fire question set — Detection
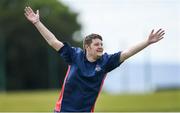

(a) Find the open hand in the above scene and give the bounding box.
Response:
[148,29,165,44]
[24,6,40,24]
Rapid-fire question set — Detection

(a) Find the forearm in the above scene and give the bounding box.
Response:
[34,21,63,51]
[120,29,165,62]
[120,39,149,61]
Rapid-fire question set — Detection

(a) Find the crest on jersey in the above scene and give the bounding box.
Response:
[95,65,101,72]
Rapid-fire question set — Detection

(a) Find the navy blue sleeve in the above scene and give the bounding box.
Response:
[105,52,123,73]
[57,42,77,64]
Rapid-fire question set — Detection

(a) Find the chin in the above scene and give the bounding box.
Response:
[97,53,103,58]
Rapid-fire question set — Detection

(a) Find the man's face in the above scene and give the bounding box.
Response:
[86,38,104,59]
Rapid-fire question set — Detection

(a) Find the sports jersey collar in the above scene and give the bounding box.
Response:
[83,51,103,64]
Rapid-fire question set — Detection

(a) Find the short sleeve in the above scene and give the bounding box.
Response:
[104,51,123,73]
[58,42,77,64]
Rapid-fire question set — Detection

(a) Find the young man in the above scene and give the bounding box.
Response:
[24,6,165,112]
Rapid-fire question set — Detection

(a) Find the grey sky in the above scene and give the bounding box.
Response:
[60,0,180,93]
[61,0,180,64]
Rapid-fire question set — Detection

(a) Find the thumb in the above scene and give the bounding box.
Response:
[36,10,39,15]
[150,29,154,35]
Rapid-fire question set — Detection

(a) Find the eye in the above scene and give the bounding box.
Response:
[94,43,103,47]
[94,43,99,46]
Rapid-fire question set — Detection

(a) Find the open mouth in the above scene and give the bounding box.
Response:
[97,50,103,53]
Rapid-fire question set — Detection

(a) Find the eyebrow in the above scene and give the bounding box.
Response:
[94,42,103,45]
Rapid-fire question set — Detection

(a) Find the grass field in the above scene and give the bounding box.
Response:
[0,90,180,112]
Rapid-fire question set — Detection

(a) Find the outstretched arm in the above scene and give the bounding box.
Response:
[24,6,64,51]
[120,29,165,62]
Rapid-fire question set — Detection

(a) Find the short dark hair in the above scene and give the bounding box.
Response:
[83,33,103,50]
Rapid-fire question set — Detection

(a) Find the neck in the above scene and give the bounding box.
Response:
[86,53,98,62]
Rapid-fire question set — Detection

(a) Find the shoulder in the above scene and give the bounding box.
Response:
[58,42,83,54]
[102,52,109,58]
[73,47,83,54]
[104,52,121,58]
[102,53,113,59]
[99,53,110,62]
[101,51,121,63]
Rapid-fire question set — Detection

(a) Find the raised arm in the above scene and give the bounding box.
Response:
[120,29,165,62]
[24,6,64,51]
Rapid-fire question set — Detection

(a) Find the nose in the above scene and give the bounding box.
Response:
[98,45,103,49]
[99,43,103,48]
[98,45,103,51]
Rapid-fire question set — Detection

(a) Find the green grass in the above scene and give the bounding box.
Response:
[96,90,180,112]
[0,90,58,112]
[0,90,180,112]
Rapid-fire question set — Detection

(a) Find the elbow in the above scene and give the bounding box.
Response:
[48,39,63,51]
[48,38,58,47]
[121,50,130,61]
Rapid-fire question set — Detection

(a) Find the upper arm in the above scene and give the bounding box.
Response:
[105,52,123,73]
[120,50,128,62]
[58,42,80,64]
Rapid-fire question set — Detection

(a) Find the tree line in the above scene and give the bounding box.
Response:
[0,0,81,91]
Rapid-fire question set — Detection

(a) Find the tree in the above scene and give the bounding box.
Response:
[0,0,81,90]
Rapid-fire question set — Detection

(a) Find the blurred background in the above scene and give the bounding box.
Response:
[0,0,180,112]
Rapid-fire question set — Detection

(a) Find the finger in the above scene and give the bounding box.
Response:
[28,6,34,13]
[27,6,33,13]
[150,29,154,35]
[25,8,32,15]
[158,37,164,41]
[24,7,29,14]
[24,13,28,18]
[159,32,165,38]
[155,28,162,35]
[158,30,165,36]
[25,6,30,13]
[24,12,30,17]
[25,6,33,15]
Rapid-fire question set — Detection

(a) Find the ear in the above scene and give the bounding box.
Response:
[84,45,89,49]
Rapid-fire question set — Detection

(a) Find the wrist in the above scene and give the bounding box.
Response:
[145,39,151,46]
[33,20,40,25]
